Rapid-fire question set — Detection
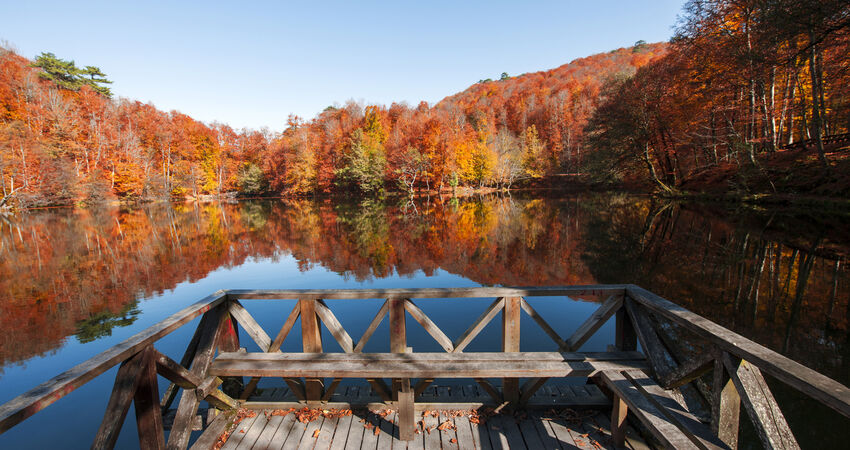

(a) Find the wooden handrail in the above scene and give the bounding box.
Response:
[625,284,850,419]
[0,290,228,434]
[225,285,627,300]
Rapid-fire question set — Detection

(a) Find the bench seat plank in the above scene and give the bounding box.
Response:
[209,352,648,379]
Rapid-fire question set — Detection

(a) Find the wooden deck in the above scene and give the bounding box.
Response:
[215,407,648,450]
[3,286,850,450]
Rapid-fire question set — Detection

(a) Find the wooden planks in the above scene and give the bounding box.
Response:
[227,286,627,301]
[209,351,648,379]
[563,295,623,352]
[0,291,227,434]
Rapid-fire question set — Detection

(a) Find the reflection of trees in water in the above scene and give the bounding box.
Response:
[580,197,848,379]
[75,300,140,344]
[0,196,847,384]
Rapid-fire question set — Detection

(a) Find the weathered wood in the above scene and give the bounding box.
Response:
[519,298,569,349]
[228,300,271,351]
[187,410,236,450]
[475,378,503,404]
[414,378,434,398]
[300,299,324,405]
[314,300,354,353]
[596,370,701,449]
[321,378,343,402]
[627,285,850,418]
[453,297,504,353]
[518,377,549,405]
[203,388,237,411]
[564,295,623,351]
[91,348,148,450]
[615,307,637,351]
[154,350,202,390]
[403,299,454,352]
[660,350,716,390]
[227,285,627,301]
[167,305,226,450]
[366,378,393,403]
[502,297,521,407]
[621,370,728,449]
[610,395,628,448]
[0,291,227,434]
[134,346,165,450]
[721,353,799,450]
[389,298,406,401]
[270,302,301,352]
[161,314,205,412]
[713,356,740,448]
[195,377,222,400]
[398,378,414,441]
[624,298,677,379]
[283,378,306,402]
[353,300,388,353]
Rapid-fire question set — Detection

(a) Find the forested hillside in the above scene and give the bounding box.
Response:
[1,0,848,208]
[0,44,664,207]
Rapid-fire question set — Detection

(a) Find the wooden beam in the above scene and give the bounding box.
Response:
[398,378,414,441]
[502,297,521,407]
[475,379,503,404]
[721,353,799,450]
[624,298,677,379]
[133,346,165,450]
[366,378,393,403]
[268,302,301,352]
[403,299,453,352]
[413,379,434,398]
[519,298,568,350]
[227,285,627,301]
[321,378,343,402]
[712,356,740,448]
[453,297,504,353]
[228,300,271,351]
[283,378,306,402]
[154,350,202,390]
[0,290,227,434]
[615,307,637,351]
[160,314,205,412]
[300,299,324,405]
[353,300,389,353]
[610,395,628,448]
[627,285,850,418]
[389,298,406,401]
[563,295,623,351]
[91,348,148,450]
[518,378,549,405]
[314,300,354,353]
[660,350,716,390]
[239,302,302,400]
[166,305,226,450]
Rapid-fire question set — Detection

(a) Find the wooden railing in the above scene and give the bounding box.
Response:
[0,285,848,450]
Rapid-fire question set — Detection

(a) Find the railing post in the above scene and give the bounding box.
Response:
[134,346,165,450]
[502,296,521,407]
[610,395,628,448]
[615,297,636,351]
[300,299,323,406]
[712,355,740,448]
[218,299,242,399]
[389,298,407,401]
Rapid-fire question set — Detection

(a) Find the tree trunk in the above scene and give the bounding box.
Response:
[808,34,828,171]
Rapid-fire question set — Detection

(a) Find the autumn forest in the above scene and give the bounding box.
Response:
[2,0,848,209]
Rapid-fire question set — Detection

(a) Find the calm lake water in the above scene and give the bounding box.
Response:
[0,194,847,448]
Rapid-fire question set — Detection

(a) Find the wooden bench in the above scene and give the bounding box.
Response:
[209,351,649,440]
[596,370,730,449]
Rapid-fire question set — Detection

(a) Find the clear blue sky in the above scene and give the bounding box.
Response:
[1,0,685,131]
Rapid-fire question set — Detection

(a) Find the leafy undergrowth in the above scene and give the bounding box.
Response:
[679,146,850,200]
[214,406,603,448]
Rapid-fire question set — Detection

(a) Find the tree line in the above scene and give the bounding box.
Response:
[0,43,663,207]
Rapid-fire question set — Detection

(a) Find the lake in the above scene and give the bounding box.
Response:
[0,193,847,448]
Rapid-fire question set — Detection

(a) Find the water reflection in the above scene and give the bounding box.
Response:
[0,195,846,385]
